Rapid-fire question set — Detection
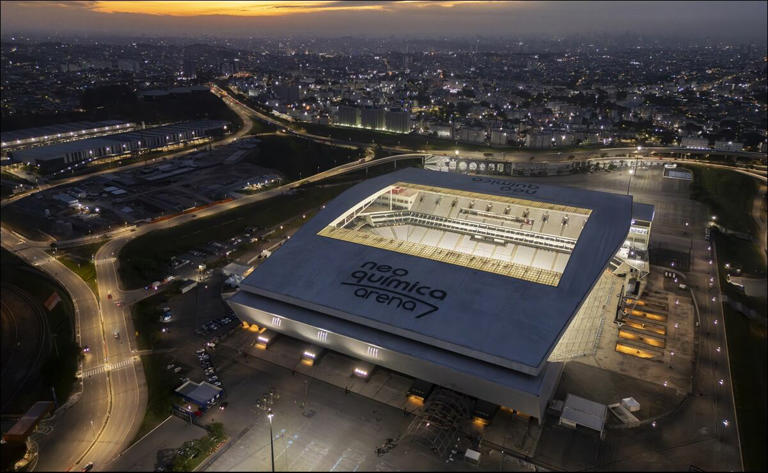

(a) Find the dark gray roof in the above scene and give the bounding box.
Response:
[1,120,131,143]
[632,202,655,222]
[12,120,229,161]
[239,168,632,375]
[175,380,222,404]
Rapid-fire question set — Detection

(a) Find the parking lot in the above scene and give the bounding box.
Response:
[120,269,541,471]
[4,138,282,240]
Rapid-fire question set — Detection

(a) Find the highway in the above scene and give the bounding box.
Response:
[3,83,764,211]
[0,92,255,209]
[1,150,756,472]
[0,90,258,472]
[0,228,113,471]
[1,86,762,471]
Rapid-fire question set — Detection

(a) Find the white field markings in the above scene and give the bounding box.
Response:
[79,357,136,377]
[330,447,366,472]
[288,439,330,471]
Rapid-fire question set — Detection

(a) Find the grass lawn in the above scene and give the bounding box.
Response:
[48,242,105,296]
[57,255,98,295]
[119,183,354,289]
[0,248,80,411]
[688,165,766,471]
[722,302,767,472]
[248,134,364,180]
[1,171,33,198]
[686,165,758,234]
[1,204,50,241]
[130,288,183,443]
[171,423,226,472]
[300,122,516,153]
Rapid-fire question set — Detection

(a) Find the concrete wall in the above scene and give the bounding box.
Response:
[228,297,561,419]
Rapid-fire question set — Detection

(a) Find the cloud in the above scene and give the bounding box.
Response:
[87,1,389,17]
[1,0,764,41]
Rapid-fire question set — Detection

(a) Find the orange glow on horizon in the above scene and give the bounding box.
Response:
[88,1,504,17]
[91,1,383,17]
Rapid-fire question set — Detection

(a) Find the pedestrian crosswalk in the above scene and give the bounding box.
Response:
[80,357,136,377]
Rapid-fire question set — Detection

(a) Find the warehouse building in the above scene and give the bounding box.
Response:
[10,120,229,171]
[1,120,135,151]
[228,168,649,420]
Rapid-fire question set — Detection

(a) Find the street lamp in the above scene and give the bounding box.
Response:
[267,409,275,472]
[626,146,642,195]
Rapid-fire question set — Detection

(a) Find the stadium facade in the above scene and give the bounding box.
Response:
[227,168,653,419]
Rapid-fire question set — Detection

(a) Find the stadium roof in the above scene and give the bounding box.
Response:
[239,168,632,375]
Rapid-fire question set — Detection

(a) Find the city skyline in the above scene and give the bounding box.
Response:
[1,1,766,41]
[1,2,765,472]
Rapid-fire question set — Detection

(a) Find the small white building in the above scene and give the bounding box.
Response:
[559,393,608,439]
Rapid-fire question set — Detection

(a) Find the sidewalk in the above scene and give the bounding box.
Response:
[221,330,419,414]
[219,329,542,460]
[106,416,208,471]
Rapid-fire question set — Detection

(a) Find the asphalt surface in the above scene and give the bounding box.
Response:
[514,167,742,471]
[0,91,256,472]
[1,86,762,471]
[0,285,50,414]
[0,227,108,471]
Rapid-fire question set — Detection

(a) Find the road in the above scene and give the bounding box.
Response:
[509,168,742,471]
[0,88,259,471]
[1,156,750,472]
[0,92,255,209]
[1,85,761,470]
[3,84,764,210]
[0,227,116,471]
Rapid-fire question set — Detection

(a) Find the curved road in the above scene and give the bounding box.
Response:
[2,84,763,471]
[3,149,759,471]
[0,91,256,472]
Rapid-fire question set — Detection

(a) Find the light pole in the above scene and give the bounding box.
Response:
[626,145,641,195]
[267,409,275,472]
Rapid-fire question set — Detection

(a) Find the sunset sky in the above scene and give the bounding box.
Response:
[1,1,765,40]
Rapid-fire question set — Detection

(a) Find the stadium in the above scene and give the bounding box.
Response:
[227,168,653,420]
